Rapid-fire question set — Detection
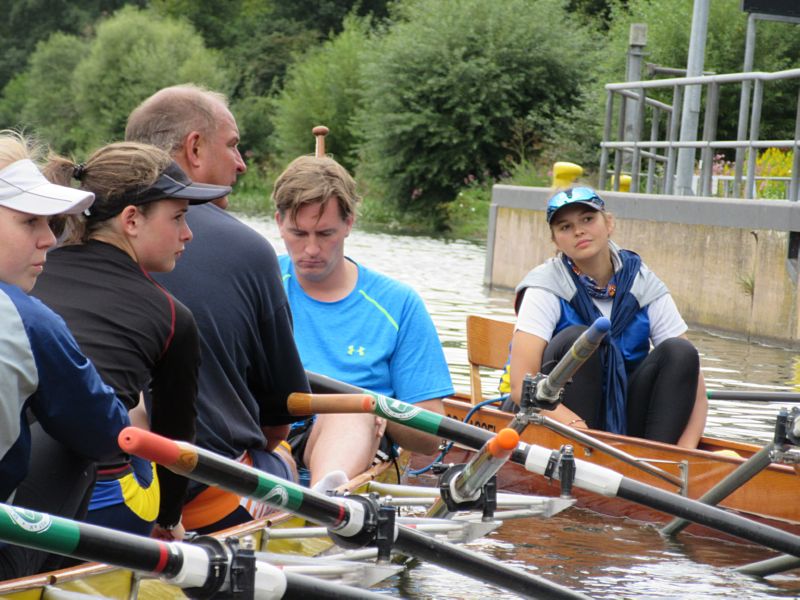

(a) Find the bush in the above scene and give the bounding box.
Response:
[355,0,600,223]
[17,33,89,153]
[71,6,229,150]
[272,16,371,170]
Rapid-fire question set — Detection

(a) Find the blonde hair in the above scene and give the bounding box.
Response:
[272,155,360,223]
[45,142,173,243]
[125,84,229,153]
[0,129,42,170]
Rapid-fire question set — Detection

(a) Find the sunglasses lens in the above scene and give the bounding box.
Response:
[546,187,604,221]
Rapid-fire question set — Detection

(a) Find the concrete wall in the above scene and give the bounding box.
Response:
[486,185,800,345]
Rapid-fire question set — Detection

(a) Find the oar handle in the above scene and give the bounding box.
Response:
[119,426,185,467]
[288,392,376,416]
[537,316,610,402]
[313,125,329,158]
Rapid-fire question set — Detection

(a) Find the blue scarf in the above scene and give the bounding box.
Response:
[562,249,642,434]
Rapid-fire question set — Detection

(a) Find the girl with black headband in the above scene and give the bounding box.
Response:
[33,142,230,540]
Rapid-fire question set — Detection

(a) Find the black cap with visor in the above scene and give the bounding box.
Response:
[85,161,231,221]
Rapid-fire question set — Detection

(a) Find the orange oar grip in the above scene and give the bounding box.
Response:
[118,426,182,467]
[486,428,520,459]
[287,393,376,415]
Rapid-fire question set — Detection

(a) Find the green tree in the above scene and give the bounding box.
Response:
[17,33,90,153]
[272,16,371,169]
[71,5,229,150]
[356,0,600,219]
[0,0,141,93]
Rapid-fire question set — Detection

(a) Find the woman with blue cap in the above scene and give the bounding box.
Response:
[33,142,230,541]
[506,186,707,448]
[0,130,130,578]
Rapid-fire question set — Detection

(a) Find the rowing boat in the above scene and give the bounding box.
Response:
[407,396,800,538]
[0,458,400,600]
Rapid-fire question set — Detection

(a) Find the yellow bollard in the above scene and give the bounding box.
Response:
[610,174,632,192]
[552,162,583,189]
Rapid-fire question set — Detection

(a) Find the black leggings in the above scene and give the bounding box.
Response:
[0,423,96,580]
[527,325,698,444]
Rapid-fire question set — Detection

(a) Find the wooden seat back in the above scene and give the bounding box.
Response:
[466,315,515,404]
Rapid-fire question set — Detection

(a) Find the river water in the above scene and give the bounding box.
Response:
[244,215,800,599]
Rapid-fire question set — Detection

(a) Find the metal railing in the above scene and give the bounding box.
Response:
[598,67,800,201]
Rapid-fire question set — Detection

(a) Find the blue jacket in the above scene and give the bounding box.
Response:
[0,281,130,501]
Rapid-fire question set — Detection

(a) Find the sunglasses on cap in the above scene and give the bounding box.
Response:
[546,187,605,223]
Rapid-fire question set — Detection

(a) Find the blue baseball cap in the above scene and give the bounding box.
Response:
[546,187,605,223]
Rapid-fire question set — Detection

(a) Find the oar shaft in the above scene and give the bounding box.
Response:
[394,527,589,600]
[0,503,185,578]
[708,390,800,402]
[520,443,800,557]
[283,571,387,599]
[119,428,363,535]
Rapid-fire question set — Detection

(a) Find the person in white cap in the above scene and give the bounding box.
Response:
[32,141,231,542]
[0,130,131,579]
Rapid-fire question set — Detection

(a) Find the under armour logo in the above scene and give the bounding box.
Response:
[347,345,365,356]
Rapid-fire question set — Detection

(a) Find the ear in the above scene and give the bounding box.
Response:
[118,205,141,236]
[605,213,615,236]
[274,210,283,227]
[183,131,203,170]
[344,214,355,236]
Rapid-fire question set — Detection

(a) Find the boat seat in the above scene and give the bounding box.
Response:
[466,314,515,404]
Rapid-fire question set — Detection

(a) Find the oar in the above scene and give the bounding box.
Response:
[120,427,590,600]
[707,390,800,402]
[426,427,519,519]
[313,125,329,157]
[288,387,800,557]
[0,503,385,599]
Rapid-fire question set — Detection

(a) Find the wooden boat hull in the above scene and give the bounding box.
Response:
[0,459,400,599]
[408,398,800,538]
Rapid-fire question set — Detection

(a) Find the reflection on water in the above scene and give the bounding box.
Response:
[243,215,800,599]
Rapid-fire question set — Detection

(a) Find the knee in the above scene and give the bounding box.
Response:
[658,337,699,371]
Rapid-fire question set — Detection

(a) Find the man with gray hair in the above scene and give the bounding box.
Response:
[126,84,309,533]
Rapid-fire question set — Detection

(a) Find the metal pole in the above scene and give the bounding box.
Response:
[624,24,648,174]
[737,554,800,577]
[664,86,683,195]
[646,107,660,193]
[745,79,763,199]
[675,0,710,196]
[734,13,757,196]
[700,82,720,197]
[660,443,774,536]
[598,89,615,190]
[791,87,800,202]
[613,95,626,191]
[630,86,646,193]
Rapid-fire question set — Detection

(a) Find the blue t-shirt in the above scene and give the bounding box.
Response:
[279,256,454,404]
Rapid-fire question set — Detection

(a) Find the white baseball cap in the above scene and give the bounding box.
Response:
[0,159,95,216]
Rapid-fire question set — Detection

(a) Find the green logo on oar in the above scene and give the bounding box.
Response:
[2,506,52,533]
[375,396,420,421]
[263,486,289,507]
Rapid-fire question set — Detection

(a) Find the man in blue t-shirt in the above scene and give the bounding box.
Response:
[273,155,454,489]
